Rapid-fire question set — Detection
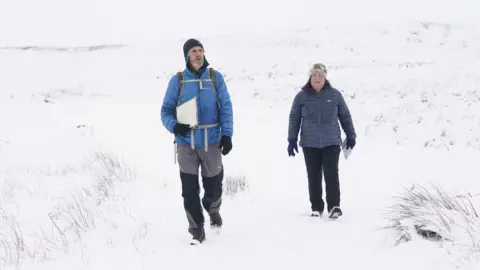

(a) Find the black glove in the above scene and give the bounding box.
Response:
[173,123,190,137]
[346,138,356,150]
[219,136,232,155]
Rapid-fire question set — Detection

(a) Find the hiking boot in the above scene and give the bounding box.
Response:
[329,206,343,219]
[209,212,223,228]
[189,227,205,245]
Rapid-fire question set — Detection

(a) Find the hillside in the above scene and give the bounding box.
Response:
[1,16,480,270]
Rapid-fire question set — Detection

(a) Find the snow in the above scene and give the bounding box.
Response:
[1,0,480,269]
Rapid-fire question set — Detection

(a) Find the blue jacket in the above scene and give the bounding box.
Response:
[161,65,233,148]
[288,81,356,148]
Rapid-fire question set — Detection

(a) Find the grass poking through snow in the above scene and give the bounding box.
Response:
[383,182,480,262]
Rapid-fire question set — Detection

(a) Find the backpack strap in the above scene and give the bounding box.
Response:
[208,68,220,110]
[208,68,216,92]
[175,68,220,119]
[177,69,215,105]
[173,71,184,158]
[176,71,184,106]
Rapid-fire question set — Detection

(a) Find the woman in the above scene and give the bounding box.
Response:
[287,63,357,219]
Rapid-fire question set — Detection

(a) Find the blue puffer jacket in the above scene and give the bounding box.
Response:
[161,64,233,148]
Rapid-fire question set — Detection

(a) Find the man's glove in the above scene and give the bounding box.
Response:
[173,123,190,137]
[219,136,232,155]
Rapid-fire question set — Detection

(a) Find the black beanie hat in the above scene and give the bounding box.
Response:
[183,38,204,59]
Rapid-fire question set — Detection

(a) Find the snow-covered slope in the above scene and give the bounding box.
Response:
[1,1,480,269]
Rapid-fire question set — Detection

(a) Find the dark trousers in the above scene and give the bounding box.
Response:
[180,169,223,229]
[302,145,341,213]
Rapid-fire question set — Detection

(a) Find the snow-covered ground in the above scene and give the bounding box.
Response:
[1,1,480,269]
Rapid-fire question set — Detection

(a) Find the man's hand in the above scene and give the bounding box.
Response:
[173,123,190,137]
[219,136,232,155]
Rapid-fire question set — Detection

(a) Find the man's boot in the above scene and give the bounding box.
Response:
[189,226,205,245]
[209,212,222,228]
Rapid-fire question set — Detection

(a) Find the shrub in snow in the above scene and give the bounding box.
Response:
[0,150,136,268]
[0,215,27,266]
[383,182,480,260]
[88,151,136,204]
[224,173,249,197]
[0,189,56,266]
[48,188,96,250]
[52,150,136,230]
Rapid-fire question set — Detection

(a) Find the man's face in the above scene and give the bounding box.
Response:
[188,46,205,70]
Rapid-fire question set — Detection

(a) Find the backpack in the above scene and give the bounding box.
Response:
[176,67,218,108]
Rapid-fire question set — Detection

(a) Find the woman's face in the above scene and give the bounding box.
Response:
[310,73,326,91]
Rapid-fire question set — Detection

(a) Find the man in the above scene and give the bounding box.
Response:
[161,38,233,244]
[287,63,356,219]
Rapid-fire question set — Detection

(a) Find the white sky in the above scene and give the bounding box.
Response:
[1,0,479,46]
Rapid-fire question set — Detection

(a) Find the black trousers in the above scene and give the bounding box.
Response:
[302,145,341,213]
[180,169,223,229]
